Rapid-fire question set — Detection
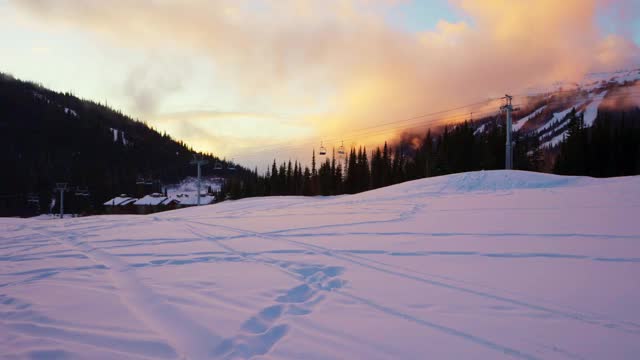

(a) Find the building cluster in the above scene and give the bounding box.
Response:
[103,192,216,215]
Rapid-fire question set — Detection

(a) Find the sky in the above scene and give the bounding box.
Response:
[2,0,640,169]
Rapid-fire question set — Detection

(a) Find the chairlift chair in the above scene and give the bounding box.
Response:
[27,194,39,204]
[214,162,223,170]
[337,141,345,156]
[75,187,90,197]
[319,141,327,156]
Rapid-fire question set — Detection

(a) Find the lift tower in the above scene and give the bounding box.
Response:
[500,95,519,170]
[55,183,68,219]
[190,155,209,206]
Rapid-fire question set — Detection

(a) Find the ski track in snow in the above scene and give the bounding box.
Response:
[184,219,640,335]
[34,226,221,359]
[184,222,539,359]
[2,170,640,359]
[183,225,349,359]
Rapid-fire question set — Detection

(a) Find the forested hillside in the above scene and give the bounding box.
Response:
[0,73,245,216]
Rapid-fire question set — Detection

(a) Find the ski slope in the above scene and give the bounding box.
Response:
[1,170,640,359]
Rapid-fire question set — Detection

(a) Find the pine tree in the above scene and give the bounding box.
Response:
[302,166,312,196]
[270,160,279,195]
[554,109,586,175]
[311,149,317,177]
[361,147,370,191]
[382,142,391,186]
[335,163,344,194]
[331,148,337,195]
[346,148,358,194]
[371,147,383,189]
[279,163,287,195]
[286,160,293,195]
[424,129,433,177]
[311,149,319,195]
[318,158,332,196]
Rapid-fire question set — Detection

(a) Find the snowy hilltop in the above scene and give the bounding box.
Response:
[1,170,639,359]
[477,68,640,149]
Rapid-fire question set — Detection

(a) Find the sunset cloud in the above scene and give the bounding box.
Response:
[10,0,640,166]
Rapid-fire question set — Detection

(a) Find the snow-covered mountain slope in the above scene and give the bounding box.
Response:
[476,68,640,147]
[1,170,640,359]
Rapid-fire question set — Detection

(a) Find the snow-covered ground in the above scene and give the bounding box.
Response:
[2,170,640,359]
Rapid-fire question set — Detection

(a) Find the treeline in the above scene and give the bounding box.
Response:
[221,119,543,199]
[223,106,640,201]
[554,108,640,176]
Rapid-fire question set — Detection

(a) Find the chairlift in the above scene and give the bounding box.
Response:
[319,141,327,156]
[213,162,223,170]
[75,187,90,197]
[227,161,236,171]
[337,141,345,156]
[27,193,39,204]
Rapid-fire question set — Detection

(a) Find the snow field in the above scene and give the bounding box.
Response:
[1,170,640,359]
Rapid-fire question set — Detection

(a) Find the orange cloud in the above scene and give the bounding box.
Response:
[10,0,640,167]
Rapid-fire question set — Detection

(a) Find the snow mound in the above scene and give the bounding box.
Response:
[359,171,582,200]
[439,170,577,192]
